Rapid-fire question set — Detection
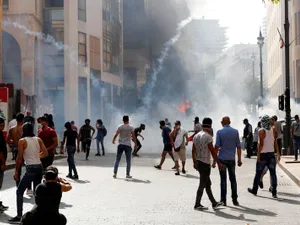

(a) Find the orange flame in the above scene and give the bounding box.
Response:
[178,99,191,113]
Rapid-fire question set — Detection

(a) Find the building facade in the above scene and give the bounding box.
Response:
[292,0,300,102]
[2,0,123,132]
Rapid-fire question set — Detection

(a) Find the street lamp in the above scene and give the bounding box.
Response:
[257,29,264,104]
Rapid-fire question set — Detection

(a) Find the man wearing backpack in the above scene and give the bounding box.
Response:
[79,119,95,160]
[95,119,107,156]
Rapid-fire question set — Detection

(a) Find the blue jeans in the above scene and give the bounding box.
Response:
[113,145,132,176]
[219,160,238,201]
[17,165,43,216]
[293,136,300,160]
[251,152,277,195]
[96,139,105,155]
[66,146,78,176]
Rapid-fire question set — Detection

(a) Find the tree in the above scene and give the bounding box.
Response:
[263,0,280,3]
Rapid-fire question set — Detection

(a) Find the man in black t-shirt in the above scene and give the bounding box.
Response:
[62,122,80,179]
[79,119,95,160]
[132,124,146,157]
[20,166,72,225]
[0,117,8,212]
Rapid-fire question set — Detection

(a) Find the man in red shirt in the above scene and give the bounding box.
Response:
[38,116,58,170]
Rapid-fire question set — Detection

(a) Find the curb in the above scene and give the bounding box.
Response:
[5,155,67,171]
[278,162,300,188]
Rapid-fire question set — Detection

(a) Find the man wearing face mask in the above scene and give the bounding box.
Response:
[248,115,280,198]
[170,121,189,175]
[154,120,176,170]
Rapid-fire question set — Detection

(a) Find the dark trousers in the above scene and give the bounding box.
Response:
[21,210,67,225]
[293,136,300,160]
[41,154,54,171]
[133,139,142,154]
[113,145,132,176]
[277,139,282,152]
[66,146,78,176]
[195,160,217,206]
[82,139,92,159]
[17,165,43,217]
[246,138,253,157]
[252,142,258,155]
[219,160,238,201]
[96,139,105,155]
[251,152,277,195]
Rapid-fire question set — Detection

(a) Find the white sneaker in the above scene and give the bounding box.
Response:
[26,189,33,196]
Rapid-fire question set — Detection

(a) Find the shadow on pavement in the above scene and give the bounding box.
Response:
[201,208,257,222]
[262,190,300,198]
[60,202,73,209]
[124,178,151,184]
[183,174,198,179]
[227,205,277,217]
[69,179,90,184]
[257,195,300,205]
[0,212,14,224]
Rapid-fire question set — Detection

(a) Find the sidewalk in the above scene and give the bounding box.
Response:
[5,151,67,170]
[278,156,300,188]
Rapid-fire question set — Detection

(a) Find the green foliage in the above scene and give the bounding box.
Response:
[263,0,280,4]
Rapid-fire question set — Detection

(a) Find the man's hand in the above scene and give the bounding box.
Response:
[112,140,115,144]
[257,156,261,163]
[0,163,6,171]
[185,141,189,146]
[217,162,223,170]
[277,154,281,163]
[193,163,197,170]
[212,161,216,168]
[13,171,19,181]
[238,160,243,167]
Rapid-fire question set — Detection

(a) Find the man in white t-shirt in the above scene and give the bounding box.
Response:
[170,121,189,175]
[192,117,223,210]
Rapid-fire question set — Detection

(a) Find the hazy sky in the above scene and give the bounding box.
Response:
[186,0,266,47]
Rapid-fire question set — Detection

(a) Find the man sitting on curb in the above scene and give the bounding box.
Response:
[20,166,72,225]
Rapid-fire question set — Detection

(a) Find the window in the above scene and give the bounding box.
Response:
[89,36,101,70]
[78,0,86,22]
[3,0,8,9]
[44,0,63,7]
[296,12,300,46]
[78,32,87,66]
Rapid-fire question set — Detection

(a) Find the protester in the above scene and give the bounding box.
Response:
[8,114,17,131]
[165,118,172,129]
[95,119,107,156]
[189,117,202,141]
[71,121,78,132]
[248,115,281,198]
[170,121,189,175]
[215,117,242,206]
[79,119,95,160]
[243,119,253,158]
[20,166,72,225]
[273,116,282,152]
[62,122,79,179]
[38,116,58,170]
[132,124,146,157]
[9,123,48,223]
[192,117,223,210]
[154,120,176,170]
[0,117,8,212]
[291,115,300,161]
[112,115,137,179]
[24,111,35,125]
[252,122,261,156]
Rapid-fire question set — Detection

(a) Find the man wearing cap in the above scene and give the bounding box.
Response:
[192,117,223,210]
[214,116,242,206]
[170,120,189,175]
[248,115,280,198]
[242,119,253,158]
[20,166,72,225]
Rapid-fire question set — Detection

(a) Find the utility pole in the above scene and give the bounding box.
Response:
[284,0,291,155]
[0,0,2,83]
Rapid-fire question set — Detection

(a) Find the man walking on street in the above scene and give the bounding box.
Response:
[95,119,106,156]
[132,124,146,157]
[215,117,242,206]
[273,116,282,153]
[189,117,202,141]
[248,115,280,198]
[112,115,137,179]
[0,117,9,212]
[38,116,58,170]
[243,119,253,158]
[154,120,176,170]
[291,115,300,161]
[79,119,95,160]
[192,117,223,210]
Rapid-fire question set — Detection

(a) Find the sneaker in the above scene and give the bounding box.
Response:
[233,199,239,206]
[212,202,224,209]
[0,204,8,212]
[113,174,117,179]
[102,153,105,156]
[86,158,89,160]
[95,153,101,156]
[247,188,257,196]
[220,200,227,206]
[154,165,162,170]
[175,172,180,176]
[171,166,176,170]
[182,169,186,174]
[272,194,278,198]
[73,175,79,180]
[8,216,21,223]
[194,205,208,210]
[26,189,33,197]
[66,174,73,179]
[259,181,264,189]
[126,175,132,179]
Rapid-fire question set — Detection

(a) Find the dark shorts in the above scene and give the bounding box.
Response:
[163,144,173,152]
